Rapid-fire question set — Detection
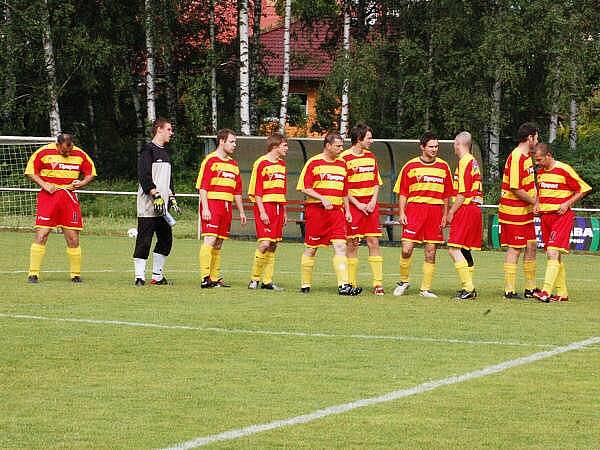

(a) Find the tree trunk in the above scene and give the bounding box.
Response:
[488,77,502,182]
[239,0,250,135]
[131,85,145,154]
[210,0,218,133]
[249,0,262,133]
[569,98,577,151]
[87,96,98,154]
[145,0,156,125]
[339,1,350,137]
[278,0,292,134]
[424,32,433,131]
[2,3,17,129]
[42,0,61,135]
[548,67,560,143]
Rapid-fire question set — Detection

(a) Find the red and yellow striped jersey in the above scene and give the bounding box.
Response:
[498,148,536,225]
[393,157,453,205]
[24,143,96,188]
[248,155,287,204]
[537,161,591,213]
[195,151,242,202]
[340,148,382,200]
[296,154,347,206]
[453,153,483,205]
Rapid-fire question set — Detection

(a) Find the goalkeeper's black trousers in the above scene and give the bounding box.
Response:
[133,217,173,259]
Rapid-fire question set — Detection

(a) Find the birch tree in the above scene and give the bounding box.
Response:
[250,0,262,133]
[239,0,250,135]
[42,0,60,135]
[569,98,577,151]
[339,0,350,137]
[278,0,292,134]
[210,0,218,132]
[145,0,156,125]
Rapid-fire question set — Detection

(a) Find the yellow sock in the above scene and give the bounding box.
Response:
[523,259,537,290]
[454,260,474,291]
[399,255,412,283]
[262,251,275,285]
[199,244,213,279]
[347,257,358,286]
[332,254,349,286]
[504,263,517,293]
[420,262,435,291]
[300,254,316,288]
[28,243,46,277]
[542,259,560,293]
[556,262,568,297]
[66,246,82,278]
[251,249,267,281]
[210,248,221,280]
[368,255,383,287]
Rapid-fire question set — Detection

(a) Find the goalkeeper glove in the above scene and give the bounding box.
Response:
[169,196,181,214]
[153,193,166,216]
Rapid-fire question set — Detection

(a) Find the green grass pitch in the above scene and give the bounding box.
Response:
[1,231,599,449]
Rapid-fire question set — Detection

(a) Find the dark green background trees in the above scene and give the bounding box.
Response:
[1,0,598,204]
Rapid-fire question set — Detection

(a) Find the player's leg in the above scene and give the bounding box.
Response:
[62,228,82,282]
[420,243,438,297]
[150,218,173,285]
[199,234,217,287]
[249,239,270,288]
[522,238,538,297]
[504,246,521,298]
[28,227,52,282]
[300,245,317,293]
[133,217,156,286]
[366,236,384,294]
[209,237,226,286]
[346,237,360,288]
[394,239,414,296]
[261,241,282,290]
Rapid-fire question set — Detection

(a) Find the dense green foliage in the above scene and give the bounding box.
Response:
[0,0,598,189]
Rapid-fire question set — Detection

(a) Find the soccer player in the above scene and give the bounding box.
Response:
[341,123,384,295]
[446,131,483,300]
[532,144,591,302]
[498,122,539,299]
[296,132,361,296]
[196,128,247,288]
[24,133,96,283]
[133,118,180,286]
[247,133,288,291]
[392,131,453,298]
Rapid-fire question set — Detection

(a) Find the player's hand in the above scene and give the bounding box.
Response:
[70,179,80,190]
[356,202,369,214]
[321,198,333,210]
[201,208,212,222]
[440,215,447,228]
[240,212,247,226]
[366,199,377,213]
[44,183,57,194]
[558,202,569,215]
[169,197,182,214]
[345,210,352,223]
[399,211,407,225]
[259,210,270,225]
[283,213,288,227]
[153,193,166,216]
[533,202,540,215]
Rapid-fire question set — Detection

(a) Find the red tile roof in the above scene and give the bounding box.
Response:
[261,20,334,80]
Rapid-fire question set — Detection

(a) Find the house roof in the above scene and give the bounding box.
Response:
[260,20,335,80]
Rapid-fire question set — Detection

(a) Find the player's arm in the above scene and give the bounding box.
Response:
[398,195,408,225]
[440,197,449,228]
[138,149,156,195]
[198,189,211,221]
[558,191,587,215]
[255,195,269,224]
[71,173,95,189]
[27,173,56,194]
[366,184,379,213]
[234,194,247,225]
[447,194,464,225]
[301,188,332,209]
[343,196,352,222]
[510,188,536,205]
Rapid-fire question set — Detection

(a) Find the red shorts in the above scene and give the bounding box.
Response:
[347,199,382,239]
[304,203,347,247]
[254,203,285,241]
[401,203,444,243]
[448,203,482,250]
[200,199,233,239]
[500,221,536,248]
[540,211,574,253]
[35,189,83,230]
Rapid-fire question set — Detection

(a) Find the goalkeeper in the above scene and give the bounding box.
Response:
[133,118,180,286]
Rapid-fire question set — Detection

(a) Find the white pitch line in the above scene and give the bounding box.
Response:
[161,336,600,450]
[0,313,553,348]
